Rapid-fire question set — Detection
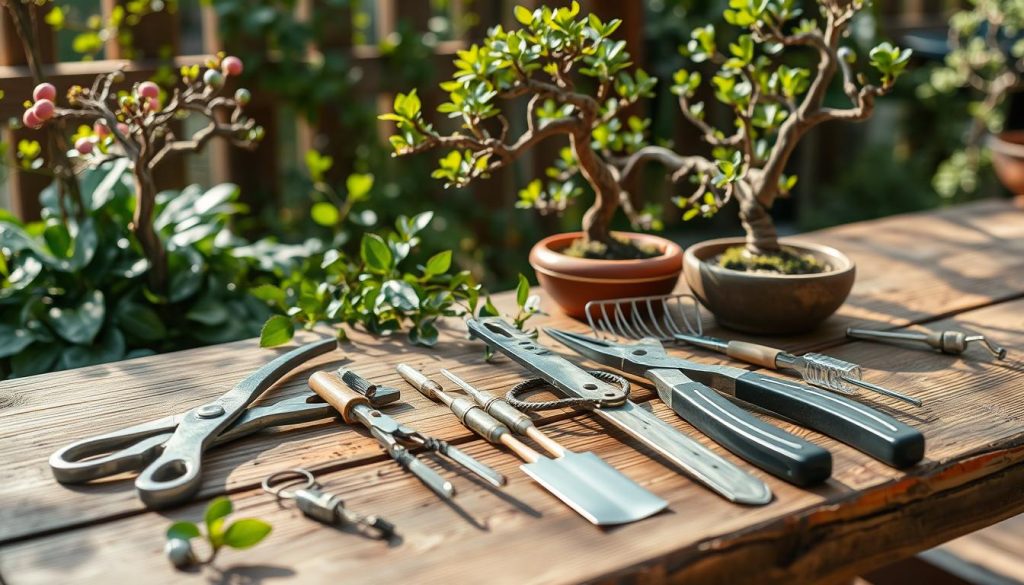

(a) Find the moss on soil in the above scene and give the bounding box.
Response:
[715,245,828,275]
[561,236,661,260]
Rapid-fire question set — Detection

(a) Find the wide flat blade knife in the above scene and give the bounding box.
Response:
[466,318,773,505]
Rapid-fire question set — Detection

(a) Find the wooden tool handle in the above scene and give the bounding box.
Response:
[726,341,782,369]
[499,433,544,464]
[524,427,566,458]
[309,371,369,424]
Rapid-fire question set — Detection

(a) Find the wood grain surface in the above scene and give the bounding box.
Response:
[2,200,1024,585]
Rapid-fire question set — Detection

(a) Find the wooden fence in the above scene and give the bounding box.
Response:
[0,0,954,221]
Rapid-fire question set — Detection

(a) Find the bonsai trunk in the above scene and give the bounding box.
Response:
[572,132,619,245]
[737,182,781,255]
[132,166,167,293]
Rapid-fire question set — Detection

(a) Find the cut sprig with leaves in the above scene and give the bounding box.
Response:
[615,0,911,255]
[254,208,538,348]
[164,496,272,569]
[381,2,658,247]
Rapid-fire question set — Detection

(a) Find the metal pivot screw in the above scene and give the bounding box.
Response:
[847,328,1007,360]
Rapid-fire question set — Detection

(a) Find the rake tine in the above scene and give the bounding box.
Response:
[599,302,616,340]
[629,299,653,339]
[613,303,640,340]
[644,298,671,341]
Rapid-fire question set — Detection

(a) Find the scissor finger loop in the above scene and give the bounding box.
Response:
[262,468,317,500]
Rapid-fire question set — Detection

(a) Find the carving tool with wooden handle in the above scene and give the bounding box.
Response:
[674,333,923,408]
[397,364,667,526]
[309,369,505,499]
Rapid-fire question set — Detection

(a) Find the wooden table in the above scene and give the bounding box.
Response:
[3,200,1024,585]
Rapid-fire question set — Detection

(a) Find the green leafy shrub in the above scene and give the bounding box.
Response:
[0,162,269,378]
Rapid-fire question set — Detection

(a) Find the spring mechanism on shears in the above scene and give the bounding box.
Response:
[800,353,863,395]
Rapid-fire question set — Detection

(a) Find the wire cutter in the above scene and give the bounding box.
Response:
[308,369,506,499]
[545,328,925,484]
[49,338,387,509]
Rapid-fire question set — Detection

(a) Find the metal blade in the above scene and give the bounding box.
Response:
[440,443,507,488]
[521,451,667,526]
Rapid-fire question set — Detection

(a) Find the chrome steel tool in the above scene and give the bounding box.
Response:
[397,364,667,525]
[546,328,926,470]
[675,333,923,407]
[49,338,351,508]
[466,318,773,505]
[847,327,1007,360]
[308,369,506,499]
[263,468,396,539]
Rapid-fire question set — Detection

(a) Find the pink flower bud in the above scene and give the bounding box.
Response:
[117,122,130,136]
[137,81,160,99]
[145,97,161,112]
[221,56,244,77]
[75,137,94,155]
[93,120,111,138]
[32,99,55,121]
[203,69,224,89]
[33,82,56,102]
[22,108,42,129]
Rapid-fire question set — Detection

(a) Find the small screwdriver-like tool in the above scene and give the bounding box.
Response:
[847,327,1007,360]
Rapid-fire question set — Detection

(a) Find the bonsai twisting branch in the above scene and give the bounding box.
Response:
[618,0,910,255]
[26,57,260,293]
[382,4,657,249]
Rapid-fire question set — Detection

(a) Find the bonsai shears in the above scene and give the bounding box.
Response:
[49,338,397,509]
[545,328,926,479]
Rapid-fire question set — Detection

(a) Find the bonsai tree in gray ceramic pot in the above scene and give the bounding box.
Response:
[621,0,911,333]
[616,0,912,273]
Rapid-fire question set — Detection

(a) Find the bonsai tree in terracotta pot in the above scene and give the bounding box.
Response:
[923,0,1024,201]
[614,0,912,333]
[379,2,681,317]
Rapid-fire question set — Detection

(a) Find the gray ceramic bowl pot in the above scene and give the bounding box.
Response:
[683,237,855,335]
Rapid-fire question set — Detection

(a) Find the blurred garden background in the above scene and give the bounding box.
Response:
[0,0,1011,377]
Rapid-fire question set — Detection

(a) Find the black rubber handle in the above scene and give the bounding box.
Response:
[734,371,925,468]
[646,369,832,486]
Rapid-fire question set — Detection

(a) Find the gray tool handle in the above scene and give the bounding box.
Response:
[477,394,535,435]
[450,396,511,444]
[735,371,925,468]
[646,369,831,486]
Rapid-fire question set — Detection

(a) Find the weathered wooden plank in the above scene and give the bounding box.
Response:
[2,296,1023,584]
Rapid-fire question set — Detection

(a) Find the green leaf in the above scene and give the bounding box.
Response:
[346,173,374,202]
[186,296,230,326]
[380,280,419,311]
[516,274,530,307]
[514,5,534,25]
[311,202,340,227]
[116,303,167,342]
[360,233,393,274]
[424,250,452,277]
[0,325,34,359]
[250,284,285,306]
[166,521,201,541]
[48,290,105,345]
[259,315,295,348]
[205,497,233,533]
[223,519,273,549]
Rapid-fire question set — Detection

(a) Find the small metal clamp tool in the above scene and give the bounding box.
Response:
[847,328,1007,359]
[263,468,396,539]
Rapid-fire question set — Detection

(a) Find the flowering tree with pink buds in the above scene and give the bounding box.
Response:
[23,54,263,293]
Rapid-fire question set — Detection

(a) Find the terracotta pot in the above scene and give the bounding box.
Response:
[529,232,683,318]
[683,238,855,335]
[989,131,1024,195]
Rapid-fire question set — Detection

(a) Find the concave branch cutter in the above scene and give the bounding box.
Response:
[466,318,773,505]
[49,339,398,509]
[545,328,926,478]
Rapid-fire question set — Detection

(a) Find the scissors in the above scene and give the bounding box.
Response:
[49,338,396,509]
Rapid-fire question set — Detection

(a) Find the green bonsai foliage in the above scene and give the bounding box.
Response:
[923,0,1024,199]
[381,2,658,255]
[625,0,910,259]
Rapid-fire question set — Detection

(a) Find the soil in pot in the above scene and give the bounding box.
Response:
[715,245,830,275]
[562,235,661,260]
